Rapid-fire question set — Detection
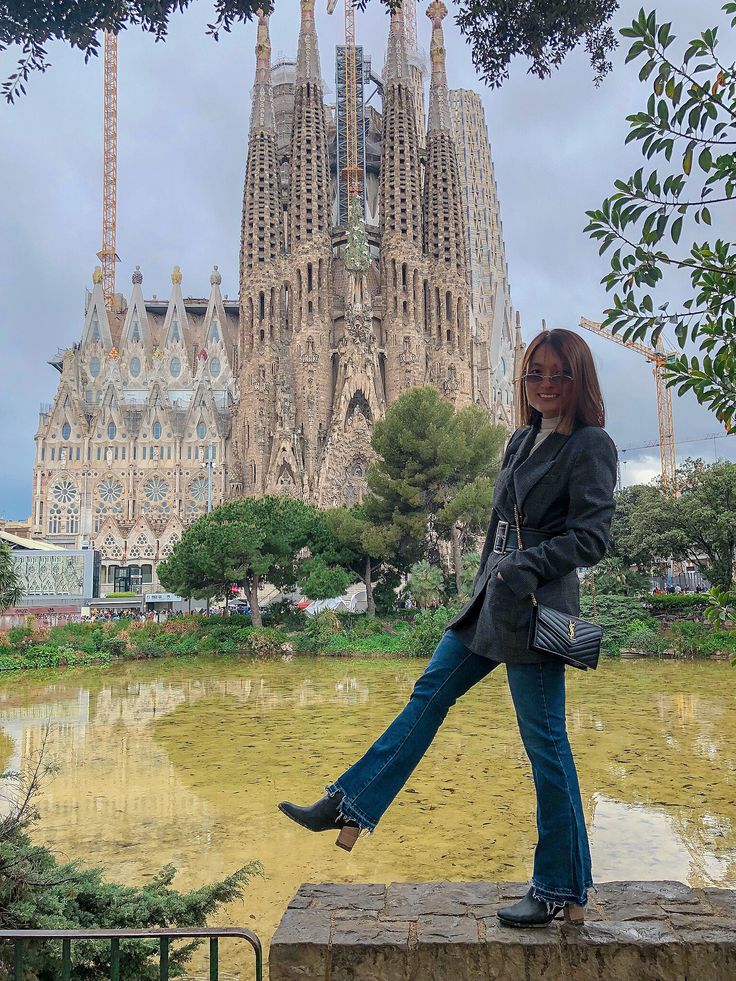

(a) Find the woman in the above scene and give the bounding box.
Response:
[279,328,618,929]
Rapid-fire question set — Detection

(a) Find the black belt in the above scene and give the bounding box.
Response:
[493,519,554,553]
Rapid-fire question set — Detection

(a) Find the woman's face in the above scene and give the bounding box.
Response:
[524,343,573,420]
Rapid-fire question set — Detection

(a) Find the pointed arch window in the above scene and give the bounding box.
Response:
[131,320,141,343]
[61,422,71,440]
[89,357,101,378]
[197,421,207,439]
[90,313,101,342]
[209,322,220,343]
[107,422,117,440]
[171,318,181,343]
[152,421,162,440]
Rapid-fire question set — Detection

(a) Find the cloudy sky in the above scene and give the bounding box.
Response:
[0,0,733,520]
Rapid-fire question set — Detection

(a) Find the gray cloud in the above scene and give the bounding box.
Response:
[0,0,733,519]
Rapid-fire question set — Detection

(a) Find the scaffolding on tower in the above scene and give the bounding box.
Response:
[329,0,367,224]
[98,30,120,308]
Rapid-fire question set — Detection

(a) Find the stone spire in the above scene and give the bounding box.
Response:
[426,1,452,133]
[241,10,282,274]
[424,1,467,277]
[422,1,471,405]
[289,0,331,246]
[295,0,322,82]
[379,5,425,403]
[380,10,423,249]
[284,0,332,490]
[383,9,411,85]
[250,9,275,132]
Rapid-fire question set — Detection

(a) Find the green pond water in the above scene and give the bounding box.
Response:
[1,655,735,979]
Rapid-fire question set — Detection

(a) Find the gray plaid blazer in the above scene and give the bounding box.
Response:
[446,419,618,665]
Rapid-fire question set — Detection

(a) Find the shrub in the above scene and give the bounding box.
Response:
[303,610,342,648]
[642,593,709,614]
[265,599,309,630]
[618,619,669,656]
[131,638,169,660]
[239,626,293,657]
[101,636,128,658]
[580,594,656,654]
[400,607,456,658]
[667,621,736,658]
[338,613,385,639]
[0,755,261,981]
[7,626,34,650]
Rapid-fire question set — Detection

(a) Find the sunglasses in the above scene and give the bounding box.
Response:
[522,372,573,386]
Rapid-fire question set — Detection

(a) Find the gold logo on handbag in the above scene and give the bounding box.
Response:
[568,619,576,640]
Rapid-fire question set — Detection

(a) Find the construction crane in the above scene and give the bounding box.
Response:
[621,431,733,454]
[579,316,677,493]
[327,0,362,203]
[97,30,120,309]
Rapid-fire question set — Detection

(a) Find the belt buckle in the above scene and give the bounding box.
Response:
[493,520,509,553]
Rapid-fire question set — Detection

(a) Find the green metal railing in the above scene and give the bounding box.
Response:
[0,926,262,980]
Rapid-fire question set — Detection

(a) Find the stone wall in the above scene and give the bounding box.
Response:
[270,880,736,980]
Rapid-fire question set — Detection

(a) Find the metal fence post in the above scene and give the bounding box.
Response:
[62,938,72,980]
[160,935,169,981]
[110,937,120,980]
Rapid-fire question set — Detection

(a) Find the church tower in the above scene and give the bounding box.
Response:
[285,0,333,494]
[237,11,287,496]
[423,1,472,406]
[379,10,427,403]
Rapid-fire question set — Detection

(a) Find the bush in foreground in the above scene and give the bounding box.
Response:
[0,747,261,980]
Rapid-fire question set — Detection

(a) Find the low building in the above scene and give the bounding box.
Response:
[1,531,99,625]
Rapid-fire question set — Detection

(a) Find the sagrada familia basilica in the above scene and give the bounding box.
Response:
[31,1,521,594]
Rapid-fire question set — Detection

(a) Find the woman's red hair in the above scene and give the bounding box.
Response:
[516,329,605,433]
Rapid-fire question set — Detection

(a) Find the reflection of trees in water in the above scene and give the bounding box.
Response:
[1,660,735,889]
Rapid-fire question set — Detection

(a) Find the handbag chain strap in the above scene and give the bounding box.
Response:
[513,503,538,608]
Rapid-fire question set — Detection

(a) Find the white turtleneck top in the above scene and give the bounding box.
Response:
[528,414,561,456]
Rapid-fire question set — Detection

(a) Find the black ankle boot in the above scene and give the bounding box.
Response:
[497,888,565,928]
[278,791,349,832]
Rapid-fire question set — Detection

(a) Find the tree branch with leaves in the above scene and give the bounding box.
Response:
[585,4,736,429]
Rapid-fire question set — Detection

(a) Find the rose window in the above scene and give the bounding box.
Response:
[99,478,122,504]
[52,480,77,504]
[144,476,169,502]
[190,477,208,502]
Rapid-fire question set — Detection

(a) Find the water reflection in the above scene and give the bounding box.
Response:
[0,658,734,979]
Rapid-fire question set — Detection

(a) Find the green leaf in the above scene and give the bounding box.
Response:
[683,147,693,175]
[698,147,712,171]
[671,216,683,243]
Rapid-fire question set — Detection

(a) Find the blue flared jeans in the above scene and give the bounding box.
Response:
[326,627,593,908]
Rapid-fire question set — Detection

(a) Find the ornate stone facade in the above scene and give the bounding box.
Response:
[448,88,520,428]
[31,3,520,590]
[32,266,238,593]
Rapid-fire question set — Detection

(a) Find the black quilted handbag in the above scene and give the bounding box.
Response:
[513,505,602,671]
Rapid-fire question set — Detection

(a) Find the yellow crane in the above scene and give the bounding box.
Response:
[327,0,362,202]
[97,30,120,309]
[579,316,677,493]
